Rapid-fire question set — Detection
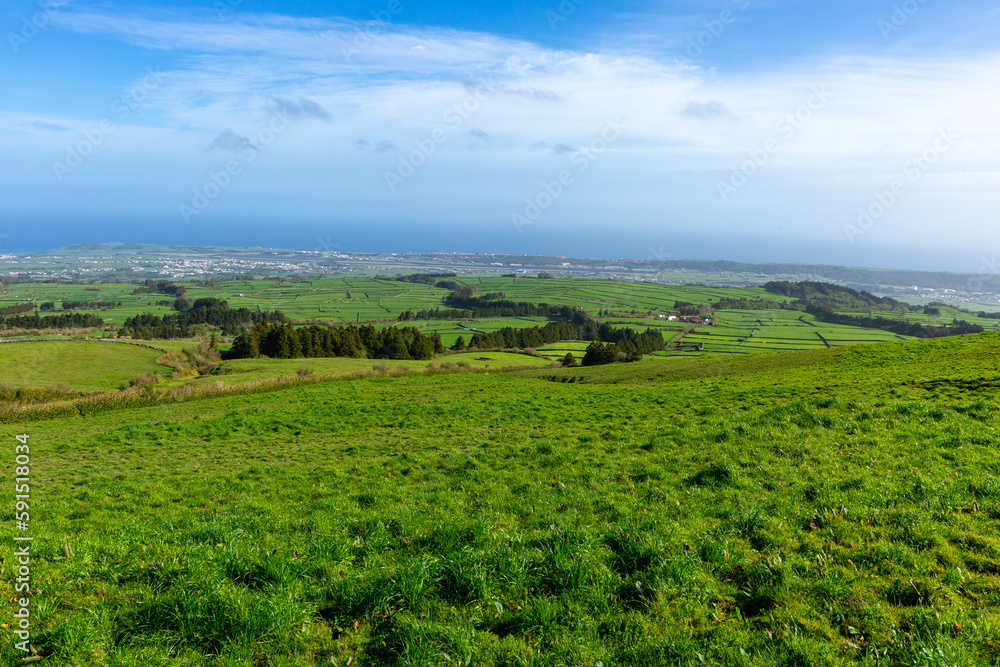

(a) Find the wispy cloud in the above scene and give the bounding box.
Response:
[266,96,332,121]
[680,100,733,119]
[531,141,576,154]
[3,4,997,252]
[209,129,251,152]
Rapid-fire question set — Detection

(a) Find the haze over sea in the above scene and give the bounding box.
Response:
[0,219,980,275]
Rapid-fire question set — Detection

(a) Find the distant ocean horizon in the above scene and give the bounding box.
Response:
[0,218,981,275]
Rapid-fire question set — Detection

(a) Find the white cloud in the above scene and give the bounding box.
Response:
[4,6,998,252]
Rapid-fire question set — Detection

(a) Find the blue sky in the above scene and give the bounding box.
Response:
[2,0,999,270]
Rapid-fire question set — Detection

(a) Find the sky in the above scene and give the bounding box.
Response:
[1,0,999,271]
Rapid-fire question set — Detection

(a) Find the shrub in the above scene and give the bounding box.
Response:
[127,373,160,389]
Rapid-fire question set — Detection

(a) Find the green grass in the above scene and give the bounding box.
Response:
[209,351,553,385]
[2,333,1000,663]
[0,341,169,391]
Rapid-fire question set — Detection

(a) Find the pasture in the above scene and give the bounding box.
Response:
[0,341,167,391]
[2,333,1000,664]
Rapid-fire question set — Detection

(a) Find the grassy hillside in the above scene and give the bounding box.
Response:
[2,334,1000,664]
[0,341,168,391]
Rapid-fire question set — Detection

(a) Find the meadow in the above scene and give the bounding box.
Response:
[1,331,999,664]
[0,341,165,392]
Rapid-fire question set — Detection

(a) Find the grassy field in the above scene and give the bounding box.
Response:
[209,351,554,385]
[0,341,168,391]
[2,332,1000,664]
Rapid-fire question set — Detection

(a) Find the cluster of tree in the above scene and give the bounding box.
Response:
[119,298,286,339]
[672,300,704,316]
[462,320,665,357]
[375,273,457,285]
[0,303,34,317]
[582,340,641,366]
[443,290,590,323]
[60,300,123,311]
[595,324,667,354]
[132,280,186,297]
[0,312,104,330]
[977,311,1000,320]
[464,321,585,350]
[227,321,443,360]
[398,308,472,321]
[806,305,983,338]
[764,281,915,312]
[714,297,787,310]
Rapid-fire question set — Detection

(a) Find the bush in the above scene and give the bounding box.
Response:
[296,367,313,377]
[126,373,160,390]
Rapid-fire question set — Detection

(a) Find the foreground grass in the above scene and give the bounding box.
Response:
[1,335,1000,664]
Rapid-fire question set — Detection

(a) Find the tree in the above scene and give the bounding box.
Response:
[562,352,576,367]
[452,335,467,351]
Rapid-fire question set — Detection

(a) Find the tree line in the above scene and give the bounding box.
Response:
[462,320,665,357]
[119,298,286,339]
[40,300,123,311]
[374,273,457,285]
[226,322,443,360]
[132,280,187,297]
[0,312,105,330]
[0,303,34,317]
[442,288,592,323]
